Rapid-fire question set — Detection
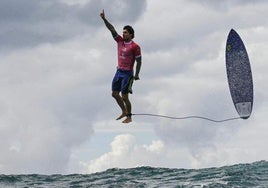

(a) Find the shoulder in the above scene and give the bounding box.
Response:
[131,41,141,56]
[114,35,123,42]
[132,41,141,49]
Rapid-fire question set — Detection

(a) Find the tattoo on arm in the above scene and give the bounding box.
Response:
[135,57,142,78]
[103,18,118,38]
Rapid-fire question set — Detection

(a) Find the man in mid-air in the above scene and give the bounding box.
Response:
[100,9,142,123]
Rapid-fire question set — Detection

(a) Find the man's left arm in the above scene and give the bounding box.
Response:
[134,56,142,80]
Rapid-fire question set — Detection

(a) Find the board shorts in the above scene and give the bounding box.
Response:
[112,68,134,94]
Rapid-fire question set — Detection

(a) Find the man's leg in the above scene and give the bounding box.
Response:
[112,91,127,120]
[122,93,132,123]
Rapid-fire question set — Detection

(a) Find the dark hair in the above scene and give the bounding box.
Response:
[123,25,135,39]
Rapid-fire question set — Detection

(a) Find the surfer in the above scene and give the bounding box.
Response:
[100,9,142,123]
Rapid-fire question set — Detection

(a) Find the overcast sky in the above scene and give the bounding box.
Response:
[0,0,267,174]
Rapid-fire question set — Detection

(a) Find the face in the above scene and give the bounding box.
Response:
[123,29,132,41]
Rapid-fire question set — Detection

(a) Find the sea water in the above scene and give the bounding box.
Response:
[0,160,267,187]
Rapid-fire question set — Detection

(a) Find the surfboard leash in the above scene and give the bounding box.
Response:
[132,113,241,123]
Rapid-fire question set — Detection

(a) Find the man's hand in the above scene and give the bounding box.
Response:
[100,9,118,37]
[134,75,140,80]
[100,9,105,19]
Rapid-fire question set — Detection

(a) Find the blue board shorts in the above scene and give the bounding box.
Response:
[112,68,134,94]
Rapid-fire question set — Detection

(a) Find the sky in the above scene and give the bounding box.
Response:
[0,0,267,174]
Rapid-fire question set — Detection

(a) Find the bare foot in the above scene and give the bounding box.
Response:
[122,117,132,123]
[116,113,127,120]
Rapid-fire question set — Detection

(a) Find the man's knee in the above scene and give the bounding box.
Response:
[112,91,120,98]
[121,94,129,102]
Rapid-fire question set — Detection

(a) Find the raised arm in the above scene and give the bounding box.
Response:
[100,9,118,38]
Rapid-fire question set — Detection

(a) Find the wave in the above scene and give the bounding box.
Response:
[0,160,268,187]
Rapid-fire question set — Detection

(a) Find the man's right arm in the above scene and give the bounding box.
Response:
[100,9,118,38]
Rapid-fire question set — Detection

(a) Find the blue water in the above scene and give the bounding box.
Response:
[0,160,268,187]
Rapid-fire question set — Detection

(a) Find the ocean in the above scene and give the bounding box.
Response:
[0,160,267,187]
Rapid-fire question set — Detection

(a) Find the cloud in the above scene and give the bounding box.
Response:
[0,0,268,174]
[86,111,268,173]
[189,0,268,9]
[86,134,174,173]
[0,0,147,173]
[0,0,147,50]
[0,36,104,174]
[126,0,268,171]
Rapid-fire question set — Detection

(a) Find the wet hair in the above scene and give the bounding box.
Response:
[123,25,135,39]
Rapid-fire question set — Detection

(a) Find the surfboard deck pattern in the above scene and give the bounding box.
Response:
[225,29,253,119]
